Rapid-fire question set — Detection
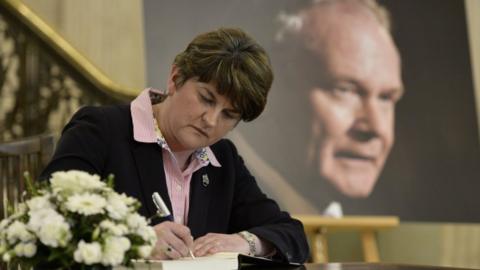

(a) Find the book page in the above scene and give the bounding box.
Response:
[118,253,239,270]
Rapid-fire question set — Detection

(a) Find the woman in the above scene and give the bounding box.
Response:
[41,28,309,263]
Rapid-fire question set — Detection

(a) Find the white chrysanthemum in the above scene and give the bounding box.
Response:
[138,245,153,258]
[14,242,37,258]
[108,192,136,206]
[0,240,7,254]
[38,217,71,248]
[66,193,106,216]
[106,193,130,220]
[120,193,136,206]
[99,220,128,236]
[28,208,70,247]
[101,236,131,266]
[13,243,23,256]
[0,219,11,232]
[50,170,105,194]
[138,226,157,245]
[26,195,54,212]
[125,213,156,243]
[126,213,148,230]
[22,242,37,258]
[74,240,102,265]
[2,252,11,262]
[6,221,35,244]
[27,208,62,232]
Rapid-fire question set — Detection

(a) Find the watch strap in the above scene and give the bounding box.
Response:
[238,230,257,256]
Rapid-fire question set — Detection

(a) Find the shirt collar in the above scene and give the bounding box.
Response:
[131,88,221,167]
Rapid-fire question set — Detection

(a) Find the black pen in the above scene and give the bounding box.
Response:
[152,192,195,258]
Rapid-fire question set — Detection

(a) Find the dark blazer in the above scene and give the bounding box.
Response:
[41,105,309,263]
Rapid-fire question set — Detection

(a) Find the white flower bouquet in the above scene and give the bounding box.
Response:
[0,170,157,269]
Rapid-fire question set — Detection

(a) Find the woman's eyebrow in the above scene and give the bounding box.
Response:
[199,85,216,99]
[225,108,241,115]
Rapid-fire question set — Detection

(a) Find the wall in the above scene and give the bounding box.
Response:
[466,0,480,145]
[21,0,146,91]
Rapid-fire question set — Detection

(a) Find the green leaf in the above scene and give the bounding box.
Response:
[106,174,115,188]
[23,171,38,196]
[6,200,14,216]
[92,227,100,241]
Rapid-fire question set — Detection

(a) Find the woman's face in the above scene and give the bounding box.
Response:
[161,69,241,152]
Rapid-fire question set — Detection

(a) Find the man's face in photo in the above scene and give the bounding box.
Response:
[303,6,403,197]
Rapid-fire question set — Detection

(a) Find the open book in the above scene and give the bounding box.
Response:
[115,252,301,270]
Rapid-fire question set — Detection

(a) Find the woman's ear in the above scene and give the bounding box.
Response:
[166,65,180,95]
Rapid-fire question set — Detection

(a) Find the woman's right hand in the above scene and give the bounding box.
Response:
[150,221,194,260]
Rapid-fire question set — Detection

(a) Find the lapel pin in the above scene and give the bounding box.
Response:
[202,174,210,187]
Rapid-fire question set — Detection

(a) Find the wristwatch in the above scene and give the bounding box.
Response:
[238,231,256,256]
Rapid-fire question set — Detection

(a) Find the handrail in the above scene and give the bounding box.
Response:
[295,215,400,231]
[0,0,137,100]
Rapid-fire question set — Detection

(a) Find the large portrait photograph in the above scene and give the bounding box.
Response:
[144,0,480,222]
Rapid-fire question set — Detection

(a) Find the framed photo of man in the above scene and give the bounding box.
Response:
[143,0,480,222]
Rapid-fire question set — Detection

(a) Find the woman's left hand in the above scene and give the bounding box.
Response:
[192,233,249,257]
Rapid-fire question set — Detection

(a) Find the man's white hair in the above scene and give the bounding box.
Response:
[275,0,391,42]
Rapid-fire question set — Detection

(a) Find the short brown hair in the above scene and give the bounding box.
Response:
[173,28,273,122]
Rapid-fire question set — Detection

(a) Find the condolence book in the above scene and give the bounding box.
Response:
[115,252,301,270]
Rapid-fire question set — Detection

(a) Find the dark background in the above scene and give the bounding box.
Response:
[367,0,480,221]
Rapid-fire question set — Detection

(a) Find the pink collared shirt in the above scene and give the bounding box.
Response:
[131,88,221,225]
